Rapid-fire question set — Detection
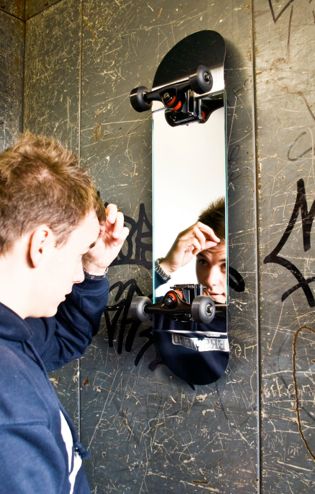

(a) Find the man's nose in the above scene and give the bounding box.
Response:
[206,266,221,287]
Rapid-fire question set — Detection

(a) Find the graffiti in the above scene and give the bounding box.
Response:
[264,178,315,306]
[292,325,315,461]
[287,131,312,161]
[229,267,245,293]
[112,203,152,270]
[103,278,149,353]
[268,0,294,23]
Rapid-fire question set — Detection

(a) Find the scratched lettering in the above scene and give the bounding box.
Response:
[287,131,312,162]
[268,0,294,23]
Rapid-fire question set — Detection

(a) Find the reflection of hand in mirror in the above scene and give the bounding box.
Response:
[157,197,226,303]
[159,222,220,274]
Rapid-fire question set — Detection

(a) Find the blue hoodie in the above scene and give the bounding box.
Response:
[0,275,109,494]
[153,272,229,386]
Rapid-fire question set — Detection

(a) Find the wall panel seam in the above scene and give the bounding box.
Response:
[22,8,26,132]
[250,0,262,492]
[78,0,83,441]
[25,0,63,21]
[0,9,24,21]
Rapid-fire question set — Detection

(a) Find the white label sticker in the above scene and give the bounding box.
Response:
[172,334,229,352]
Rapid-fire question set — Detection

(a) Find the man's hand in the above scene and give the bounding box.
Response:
[83,203,129,276]
[159,221,220,276]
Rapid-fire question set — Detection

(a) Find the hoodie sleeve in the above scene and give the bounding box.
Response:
[26,276,109,371]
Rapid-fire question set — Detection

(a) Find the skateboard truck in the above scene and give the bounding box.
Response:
[130,65,221,126]
[129,283,224,325]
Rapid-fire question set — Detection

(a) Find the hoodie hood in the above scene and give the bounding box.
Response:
[0,302,32,342]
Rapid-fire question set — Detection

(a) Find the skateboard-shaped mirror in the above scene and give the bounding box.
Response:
[130,30,228,387]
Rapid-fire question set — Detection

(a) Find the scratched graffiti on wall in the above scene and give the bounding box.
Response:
[268,0,294,24]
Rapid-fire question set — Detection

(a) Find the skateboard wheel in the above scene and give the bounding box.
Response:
[190,65,213,94]
[191,295,216,324]
[129,296,151,322]
[129,86,152,112]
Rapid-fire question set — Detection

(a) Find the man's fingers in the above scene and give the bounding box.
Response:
[111,212,129,240]
[104,203,118,224]
[103,204,129,240]
[192,226,208,251]
[196,221,220,243]
[120,225,130,241]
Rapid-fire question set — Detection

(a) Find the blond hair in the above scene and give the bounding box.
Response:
[0,132,99,254]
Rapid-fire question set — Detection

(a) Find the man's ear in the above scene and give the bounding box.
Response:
[28,225,55,268]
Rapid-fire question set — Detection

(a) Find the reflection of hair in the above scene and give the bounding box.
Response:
[0,132,99,254]
[198,197,225,240]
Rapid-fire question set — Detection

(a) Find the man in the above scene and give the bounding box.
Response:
[155,197,226,303]
[0,133,129,493]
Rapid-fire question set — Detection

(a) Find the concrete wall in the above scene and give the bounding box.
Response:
[255,2,315,491]
[0,6,24,149]
[1,0,314,492]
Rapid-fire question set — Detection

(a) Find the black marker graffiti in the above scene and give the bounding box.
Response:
[229,267,245,293]
[112,203,152,269]
[264,178,315,306]
[103,278,149,353]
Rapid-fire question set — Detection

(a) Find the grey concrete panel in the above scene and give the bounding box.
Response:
[0,10,24,150]
[80,1,258,492]
[23,0,81,427]
[254,1,315,492]
[24,0,80,151]
[0,1,24,19]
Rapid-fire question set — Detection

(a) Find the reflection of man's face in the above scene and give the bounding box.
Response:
[196,242,226,304]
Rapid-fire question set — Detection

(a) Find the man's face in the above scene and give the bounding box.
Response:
[196,242,226,304]
[37,211,100,317]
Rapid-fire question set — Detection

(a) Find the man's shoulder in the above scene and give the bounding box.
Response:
[0,341,53,426]
[0,340,25,369]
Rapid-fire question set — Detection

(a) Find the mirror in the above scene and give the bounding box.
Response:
[129,30,229,386]
[152,105,227,299]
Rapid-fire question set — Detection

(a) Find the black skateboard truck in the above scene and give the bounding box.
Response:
[129,65,221,126]
[129,283,221,324]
